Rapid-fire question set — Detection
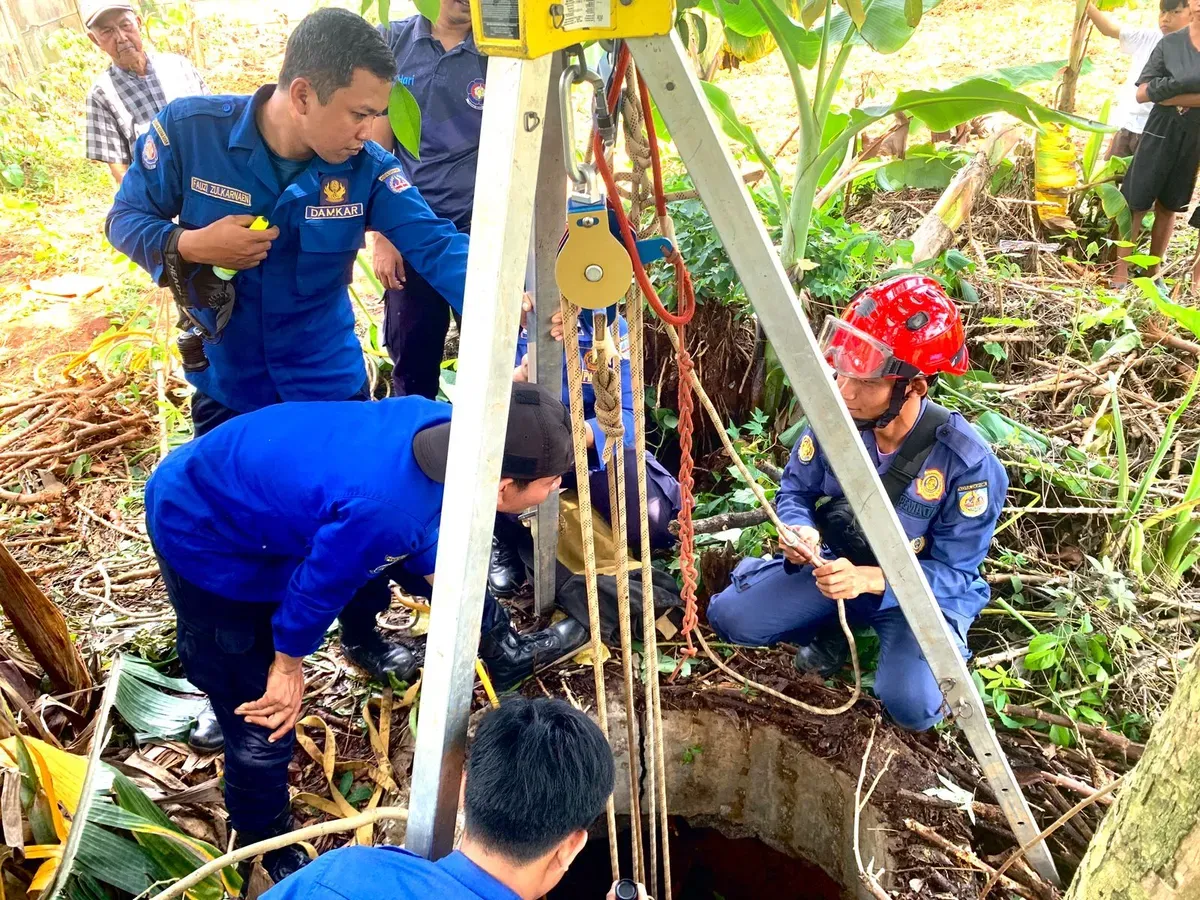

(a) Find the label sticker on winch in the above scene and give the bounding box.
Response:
[562,0,610,31]
[481,0,519,39]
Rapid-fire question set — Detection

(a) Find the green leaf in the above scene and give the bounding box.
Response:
[74,822,160,895]
[114,655,207,741]
[388,81,423,160]
[338,770,354,798]
[704,0,822,66]
[360,0,372,12]
[1094,182,1131,239]
[1141,278,1200,341]
[1049,724,1073,747]
[1124,253,1161,268]
[1083,98,1111,181]
[874,153,962,191]
[903,0,922,27]
[837,0,866,27]
[721,27,777,63]
[691,11,710,53]
[972,58,1095,90]
[379,0,392,24]
[827,0,944,55]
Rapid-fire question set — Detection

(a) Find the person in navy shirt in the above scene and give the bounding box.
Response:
[106,9,475,436]
[708,276,1008,731]
[264,698,627,900]
[371,0,485,399]
[489,311,682,597]
[145,385,578,882]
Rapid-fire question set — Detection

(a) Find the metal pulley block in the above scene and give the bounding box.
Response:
[556,192,633,311]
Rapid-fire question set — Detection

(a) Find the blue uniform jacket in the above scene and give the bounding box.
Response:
[776,401,1008,636]
[262,846,518,900]
[380,16,486,230]
[515,312,634,469]
[144,397,449,658]
[106,86,470,413]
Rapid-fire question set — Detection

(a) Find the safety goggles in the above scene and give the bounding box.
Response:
[817,317,918,381]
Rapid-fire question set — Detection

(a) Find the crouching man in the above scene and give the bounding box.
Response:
[146,384,578,881]
[707,275,1008,731]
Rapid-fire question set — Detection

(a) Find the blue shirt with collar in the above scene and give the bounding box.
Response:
[144,397,449,658]
[379,17,486,231]
[106,86,470,414]
[262,846,520,900]
[776,400,1009,638]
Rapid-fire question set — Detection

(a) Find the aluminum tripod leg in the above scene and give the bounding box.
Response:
[628,31,1060,886]
[527,52,566,615]
[406,52,555,861]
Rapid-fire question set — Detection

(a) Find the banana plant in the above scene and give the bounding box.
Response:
[693,0,1108,278]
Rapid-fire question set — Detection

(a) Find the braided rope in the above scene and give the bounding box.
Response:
[560,299,621,880]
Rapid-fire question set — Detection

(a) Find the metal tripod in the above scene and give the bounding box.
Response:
[405,31,1060,887]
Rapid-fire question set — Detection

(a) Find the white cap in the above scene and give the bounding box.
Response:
[81,1,138,28]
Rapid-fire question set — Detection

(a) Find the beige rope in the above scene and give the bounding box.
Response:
[661,324,863,715]
[561,299,621,880]
[628,282,672,900]
[593,311,646,884]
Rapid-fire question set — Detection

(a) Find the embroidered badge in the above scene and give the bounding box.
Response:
[305,203,364,219]
[958,484,989,518]
[916,468,945,502]
[911,536,926,554]
[378,166,412,194]
[798,434,816,464]
[190,177,251,207]
[321,176,349,205]
[151,118,169,146]
[142,135,158,170]
[466,78,486,110]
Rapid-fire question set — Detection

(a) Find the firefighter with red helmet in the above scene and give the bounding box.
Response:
[707,275,1008,731]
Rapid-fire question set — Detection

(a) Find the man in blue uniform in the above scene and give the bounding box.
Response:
[489,310,682,597]
[707,276,1008,732]
[146,384,580,882]
[371,0,484,398]
[263,697,621,900]
[106,8,473,436]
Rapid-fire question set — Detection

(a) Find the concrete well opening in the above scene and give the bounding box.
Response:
[550,706,897,899]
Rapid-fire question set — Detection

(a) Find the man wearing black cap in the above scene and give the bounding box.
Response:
[143,383,584,882]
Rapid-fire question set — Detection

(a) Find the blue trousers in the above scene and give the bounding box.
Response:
[156,548,502,835]
[707,557,964,731]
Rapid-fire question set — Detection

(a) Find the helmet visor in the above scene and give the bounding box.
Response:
[818,317,904,380]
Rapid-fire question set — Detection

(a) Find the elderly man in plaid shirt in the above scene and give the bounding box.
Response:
[83,1,206,186]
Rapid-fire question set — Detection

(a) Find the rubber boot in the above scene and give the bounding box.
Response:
[341,628,422,683]
[479,613,590,691]
[188,700,224,753]
[487,536,528,598]
[793,629,850,679]
[237,813,311,891]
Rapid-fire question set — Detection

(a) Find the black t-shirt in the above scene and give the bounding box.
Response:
[1138,28,1200,128]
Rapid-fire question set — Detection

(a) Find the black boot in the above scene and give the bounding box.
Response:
[188,700,224,753]
[237,814,312,890]
[487,536,528,598]
[341,628,422,683]
[794,629,850,679]
[480,616,590,691]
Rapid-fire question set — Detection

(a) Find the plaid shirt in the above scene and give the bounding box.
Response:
[85,52,206,166]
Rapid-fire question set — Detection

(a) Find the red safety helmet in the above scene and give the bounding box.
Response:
[819,274,969,381]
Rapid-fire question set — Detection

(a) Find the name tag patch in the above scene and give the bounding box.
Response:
[897,495,937,520]
[151,118,169,146]
[379,166,411,194]
[305,203,365,219]
[190,177,251,207]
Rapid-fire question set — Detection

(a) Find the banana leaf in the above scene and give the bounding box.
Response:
[113,656,206,741]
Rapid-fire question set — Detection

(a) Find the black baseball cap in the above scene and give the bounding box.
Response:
[412,383,574,484]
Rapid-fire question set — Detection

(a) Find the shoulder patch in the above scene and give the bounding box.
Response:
[958,483,989,518]
[915,468,945,502]
[797,433,816,464]
[141,135,159,170]
[937,413,988,468]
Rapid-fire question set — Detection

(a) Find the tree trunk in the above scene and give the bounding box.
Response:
[1064,662,1200,899]
[0,543,91,711]
[1058,1,1091,115]
[909,126,1022,264]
